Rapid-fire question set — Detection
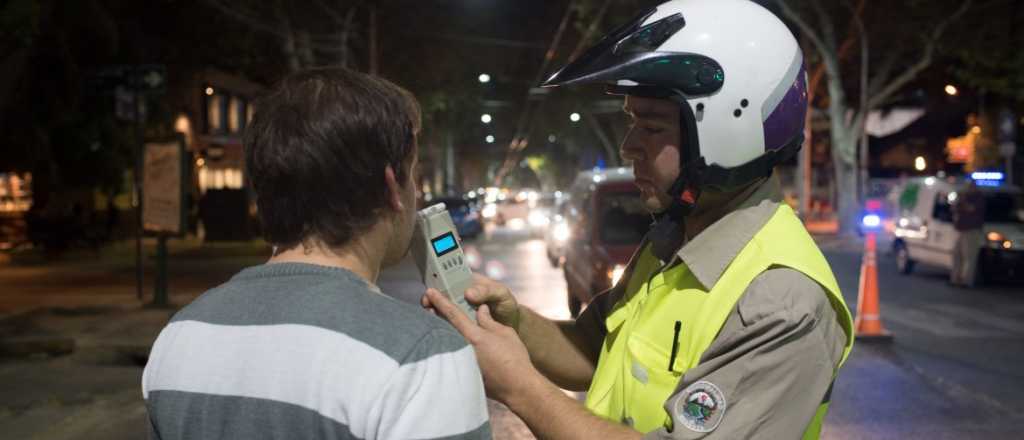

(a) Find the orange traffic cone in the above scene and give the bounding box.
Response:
[854,232,893,341]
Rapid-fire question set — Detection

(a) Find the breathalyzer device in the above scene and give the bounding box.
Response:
[411,203,476,321]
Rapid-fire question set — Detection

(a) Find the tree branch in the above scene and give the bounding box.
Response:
[867,0,973,108]
[809,0,838,53]
[775,0,831,58]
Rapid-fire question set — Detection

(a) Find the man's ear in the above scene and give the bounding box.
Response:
[384,165,405,212]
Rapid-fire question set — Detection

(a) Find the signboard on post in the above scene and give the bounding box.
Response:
[142,136,187,236]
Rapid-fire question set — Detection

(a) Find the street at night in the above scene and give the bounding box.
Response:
[2,226,1023,439]
[4,0,1024,438]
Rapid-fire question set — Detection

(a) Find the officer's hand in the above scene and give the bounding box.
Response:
[421,273,520,331]
[424,288,535,404]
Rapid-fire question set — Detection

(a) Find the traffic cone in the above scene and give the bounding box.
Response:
[854,232,893,341]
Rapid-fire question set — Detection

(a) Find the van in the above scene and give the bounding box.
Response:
[562,167,650,316]
[891,175,1024,284]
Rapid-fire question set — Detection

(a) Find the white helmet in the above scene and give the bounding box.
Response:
[543,0,806,218]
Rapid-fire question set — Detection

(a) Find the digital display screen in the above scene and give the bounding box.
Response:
[431,232,458,257]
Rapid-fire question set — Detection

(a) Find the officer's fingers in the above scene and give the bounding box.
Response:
[420,293,431,309]
[476,304,501,330]
[426,289,480,339]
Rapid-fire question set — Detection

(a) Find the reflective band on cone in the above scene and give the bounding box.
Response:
[854,232,893,341]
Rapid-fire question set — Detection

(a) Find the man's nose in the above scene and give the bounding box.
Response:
[620,131,644,162]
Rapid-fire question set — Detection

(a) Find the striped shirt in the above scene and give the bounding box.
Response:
[142,263,491,440]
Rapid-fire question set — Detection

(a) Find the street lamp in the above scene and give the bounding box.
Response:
[486,135,495,143]
[945,84,958,96]
[548,134,557,143]
[914,156,926,171]
[478,73,491,84]
[569,112,581,122]
[481,113,492,124]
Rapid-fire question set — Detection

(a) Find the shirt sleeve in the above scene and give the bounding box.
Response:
[644,268,848,440]
[374,329,492,440]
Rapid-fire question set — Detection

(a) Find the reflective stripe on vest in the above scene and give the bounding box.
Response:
[584,205,854,436]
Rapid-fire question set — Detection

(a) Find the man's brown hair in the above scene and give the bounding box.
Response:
[244,67,421,250]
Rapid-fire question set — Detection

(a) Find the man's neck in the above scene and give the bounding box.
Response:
[683,180,765,240]
[267,239,383,286]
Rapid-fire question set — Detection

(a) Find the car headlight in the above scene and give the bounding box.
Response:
[553,223,570,242]
[608,264,626,285]
[482,203,497,218]
[528,211,549,227]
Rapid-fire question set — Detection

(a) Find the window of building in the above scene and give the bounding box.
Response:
[206,94,223,133]
[228,96,241,133]
[198,167,245,193]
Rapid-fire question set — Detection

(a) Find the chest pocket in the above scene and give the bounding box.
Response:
[617,265,704,432]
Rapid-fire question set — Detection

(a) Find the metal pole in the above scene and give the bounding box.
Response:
[133,69,144,300]
[154,234,168,307]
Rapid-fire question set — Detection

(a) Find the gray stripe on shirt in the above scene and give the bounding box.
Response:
[147,390,493,440]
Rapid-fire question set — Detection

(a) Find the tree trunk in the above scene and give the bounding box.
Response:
[831,135,860,236]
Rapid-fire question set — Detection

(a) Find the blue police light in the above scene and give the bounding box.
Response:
[862,214,882,229]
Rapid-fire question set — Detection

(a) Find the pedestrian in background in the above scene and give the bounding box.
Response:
[952,180,986,287]
[142,67,490,440]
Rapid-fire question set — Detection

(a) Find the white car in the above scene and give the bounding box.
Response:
[891,175,1024,284]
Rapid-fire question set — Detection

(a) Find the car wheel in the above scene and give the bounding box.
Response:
[547,249,560,268]
[895,242,915,274]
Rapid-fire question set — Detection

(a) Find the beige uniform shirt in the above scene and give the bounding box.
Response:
[577,181,848,439]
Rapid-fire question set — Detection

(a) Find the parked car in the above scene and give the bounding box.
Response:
[544,196,571,267]
[431,197,483,240]
[890,175,1024,284]
[562,167,650,316]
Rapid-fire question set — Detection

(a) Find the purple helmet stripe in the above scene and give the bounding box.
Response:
[762,63,807,151]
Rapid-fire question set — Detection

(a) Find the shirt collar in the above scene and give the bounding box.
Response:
[674,178,784,289]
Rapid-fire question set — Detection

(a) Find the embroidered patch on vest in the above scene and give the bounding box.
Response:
[674,381,726,433]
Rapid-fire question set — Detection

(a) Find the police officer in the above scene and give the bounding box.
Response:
[424,1,854,438]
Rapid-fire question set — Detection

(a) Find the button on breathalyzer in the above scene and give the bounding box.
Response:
[411,203,476,321]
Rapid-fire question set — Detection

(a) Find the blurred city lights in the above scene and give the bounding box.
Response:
[205,87,214,96]
[481,113,492,124]
[548,134,557,143]
[914,156,926,171]
[485,135,495,143]
[569,112,581,122]
[478,73,491,83]
[862,214,881,228]
[971,125,982,134]
[944,84,958,96]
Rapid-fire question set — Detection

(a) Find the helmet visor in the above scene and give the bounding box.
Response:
[542,9,724,97]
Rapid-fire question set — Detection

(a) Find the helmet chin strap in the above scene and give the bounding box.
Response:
[648,90,705,262]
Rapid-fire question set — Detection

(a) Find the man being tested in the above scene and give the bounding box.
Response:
[424,1,854,439]
[143,67,490,440]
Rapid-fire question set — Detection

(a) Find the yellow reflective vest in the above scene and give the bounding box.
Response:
[584,205,854,438]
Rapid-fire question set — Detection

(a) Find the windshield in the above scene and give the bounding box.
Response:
[984,193,1023,223]
[598,191,651,245]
